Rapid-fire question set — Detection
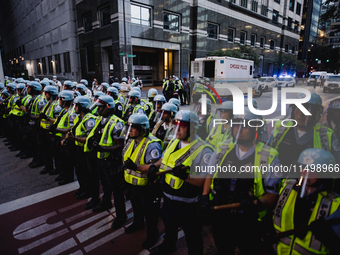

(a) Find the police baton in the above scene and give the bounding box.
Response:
[155,166,190,176]
[213,200,258,210]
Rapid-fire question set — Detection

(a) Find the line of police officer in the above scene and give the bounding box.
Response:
[1,76,340,254]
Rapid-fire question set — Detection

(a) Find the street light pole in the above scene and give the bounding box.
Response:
[122,0,128,78]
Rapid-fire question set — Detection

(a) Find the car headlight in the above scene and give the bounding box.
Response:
[324,82,328,87]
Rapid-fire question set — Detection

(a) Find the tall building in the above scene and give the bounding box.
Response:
[0,0,302,84]
[0,0,79,80]
[76,0,302,85]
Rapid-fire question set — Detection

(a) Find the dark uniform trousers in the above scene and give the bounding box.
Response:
[38,129,53,170]
[129,184,159,237]
[97,158,127,220]
[75,146,92,194]
[212,211,264,255]
[11,115,24,149]
[162,196,203,255]
[28,122,43,163]
[59,141,75,181]
[85,153,100,200]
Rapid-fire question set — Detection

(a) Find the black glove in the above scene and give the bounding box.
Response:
[16,99,22,107]
[49,124,56,132]
[172,165,188,180]
[124,158,137,171]
[239,196,264,215]
[39,112,48,120]
[147,164,158,181]
[197,194,214,226]
[92,141,100,151]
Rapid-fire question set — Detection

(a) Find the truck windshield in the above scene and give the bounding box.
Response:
[258,78,267,82]
[327,76,340,82]
[310,75,320,79]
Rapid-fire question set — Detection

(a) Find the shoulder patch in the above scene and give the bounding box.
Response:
[39,101,45,105]
[137,108,144,114]
[118,105,123,111]
[115,122,123,130]
[144,105,149,110]
[86,119,95,129]
[202,152,212,164]
[332,139,340,152]
[151,149,160,159]
[140,101,145,107]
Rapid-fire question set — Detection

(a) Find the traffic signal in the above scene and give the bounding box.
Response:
[315,58,319,61]
[327,59,330,62]
[311,66,314,69]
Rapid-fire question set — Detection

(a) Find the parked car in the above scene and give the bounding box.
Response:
[252,79,262,97]
[277,76,296,88]
[257,77,278,92]
[323,75,340,93]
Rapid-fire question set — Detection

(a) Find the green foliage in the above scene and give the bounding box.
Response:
[320,1,340,21]
[308,44,340,72]
[275,53,305,72]
[207,44,261,67]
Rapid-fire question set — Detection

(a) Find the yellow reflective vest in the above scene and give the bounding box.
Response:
[40,100,58,129]
[84,115,125,159]
[273,181,340,255]
[123,134,162,186]
[159,138,208,189]
[74,113,97,147]
[10,95,31,117]
[271,121,333,152]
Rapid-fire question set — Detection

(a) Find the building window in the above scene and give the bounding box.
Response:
[163,12,180,32]
[42,57,47,74]
[292,45,296,54]
[287,17,293,29]
[63,52,71,73]
[85,45,95,72]
[272,10,278,23]
[261,5,267,16]
[285,43,290,52]
[251,34,256,46]
[251,1,258,12]
[48,56,53,74]
[55,54,61,73]
[228,28,235,42]
[83,13,92,32]
[296,2,301,15]
[270,40,276,50]
[99,5,110,27]
[260,36,265,48]
[207,23,219,39]
[289,0,295,12]
[241,0,248,8]
[274,0,280,3]
[294,21,299,32]
[37,59,41,74]
[240,31,246,44]
[131,4,151,26]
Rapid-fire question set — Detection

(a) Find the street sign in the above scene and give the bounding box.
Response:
[124,64,128,71]
[127,55,136,57]
[119,53,125,56]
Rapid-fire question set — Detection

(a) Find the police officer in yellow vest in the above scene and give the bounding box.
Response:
[149,95,166,131]
[38,86,62,175]
[203,107,281,254]
[149,110,213,255]
[2,84,17,146]
[123,90,145,122]
[85,95,127,229]
[55,90,78,185]
[163,76,175,102]
[144,88,158,118]
[122,113,162,250]
[151,103,177,148]
[1,90,12,144]
[273,148,340,255]
[25,82,47,168]
[65,96,97,201]
[206,100,233,148]
[9,83,31,153]
[268,93,340,166]
[106,87,124,119]
[196,97,215,140]
[192,77,205,103]
[0,84,8,138]
[323,98,340,140]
